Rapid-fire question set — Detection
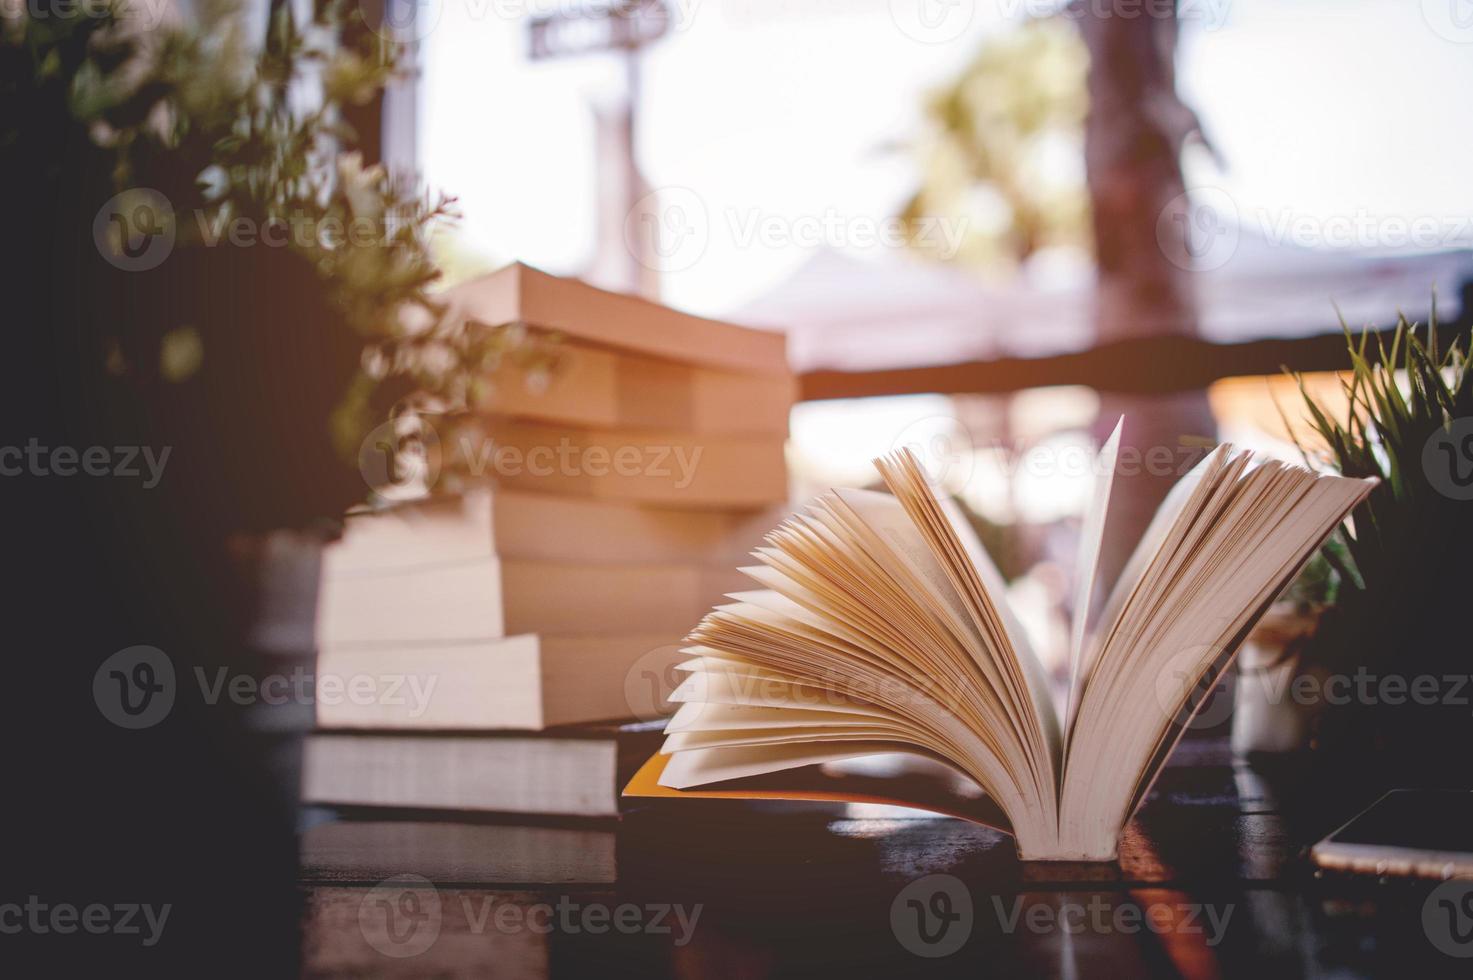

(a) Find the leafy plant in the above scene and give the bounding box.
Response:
[4,0,556,524]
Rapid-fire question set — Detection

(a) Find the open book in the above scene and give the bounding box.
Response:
[625,422,1376,861]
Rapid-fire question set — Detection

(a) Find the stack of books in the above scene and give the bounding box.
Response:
[301,263,793,847]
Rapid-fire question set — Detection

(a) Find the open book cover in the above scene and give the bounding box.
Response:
[624,421,1376,862]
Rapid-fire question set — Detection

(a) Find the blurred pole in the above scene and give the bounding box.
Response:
[1079,3,1216,597]
[589,47,660,299]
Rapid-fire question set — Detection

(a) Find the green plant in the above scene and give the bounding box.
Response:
[1283,303,1473,621]
[1279,299,1473,771]
[5,1,556,523]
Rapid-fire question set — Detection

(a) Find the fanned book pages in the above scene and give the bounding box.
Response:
[624,421,1376,861]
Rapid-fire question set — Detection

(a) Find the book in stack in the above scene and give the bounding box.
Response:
[302,263,794,853]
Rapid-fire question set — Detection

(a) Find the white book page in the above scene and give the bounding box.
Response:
[1064,418,1121,728]
[936,494,1063,766]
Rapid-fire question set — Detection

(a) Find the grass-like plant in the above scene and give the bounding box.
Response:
[1283,302,1472,614]
[1279,299,1473,770]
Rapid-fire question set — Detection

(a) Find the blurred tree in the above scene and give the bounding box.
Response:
[1079,4,1216,596]
[899,18,1090,272]
[901,8,1217,598]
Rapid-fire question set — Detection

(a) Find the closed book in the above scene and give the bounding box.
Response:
[441,261,787,376]
[302,722,663,817]
[326,489,785,569]
[300,818,616,885]
[477,419,787,508]
[316,557,750,646]
[482,338,794,436]
[313,634,683,730]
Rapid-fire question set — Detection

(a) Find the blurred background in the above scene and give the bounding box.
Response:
[10,1,1473,971]
[403,0,1473,677]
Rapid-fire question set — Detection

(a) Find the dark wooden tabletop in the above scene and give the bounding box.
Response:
[300,738,1473,978]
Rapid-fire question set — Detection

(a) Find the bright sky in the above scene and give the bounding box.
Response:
[421,0,1473,318]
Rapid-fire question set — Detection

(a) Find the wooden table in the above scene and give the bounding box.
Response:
[300,738,1473,977]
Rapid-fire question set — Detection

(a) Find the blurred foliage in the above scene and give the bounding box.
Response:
[429,227,505,289]
[3,0,557,518]
[898,19,1090,271]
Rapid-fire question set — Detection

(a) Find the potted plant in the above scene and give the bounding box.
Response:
[1239,304,1473,791]
[4,2,551,968]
